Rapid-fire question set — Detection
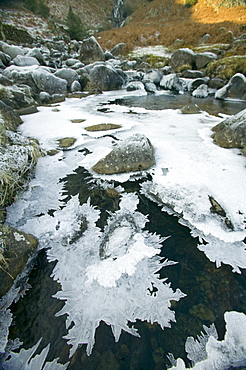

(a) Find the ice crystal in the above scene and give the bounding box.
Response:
[2,338,68,370]
[45,193,185,356]
[169,311,246,370]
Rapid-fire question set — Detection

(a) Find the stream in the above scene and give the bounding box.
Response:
[5,91,246,369]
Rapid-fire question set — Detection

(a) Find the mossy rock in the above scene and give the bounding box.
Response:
[141,54,169,68]
[85,123,122,131]
[57,137,76,149]
[0,23,34,45]
[206,56,246,80]
[0,224,38,297]
[71,118,86,123]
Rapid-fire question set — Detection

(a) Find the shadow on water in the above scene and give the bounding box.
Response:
[9,169,246,370]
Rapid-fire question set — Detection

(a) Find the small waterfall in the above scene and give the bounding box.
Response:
[112,0,124,27]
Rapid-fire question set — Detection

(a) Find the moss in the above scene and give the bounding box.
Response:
[141,54,169,68]
[176,63,192,73]
[57,137,76,149]
[85,123,122,131]
[206,55,246,79]
[1,23,34,44]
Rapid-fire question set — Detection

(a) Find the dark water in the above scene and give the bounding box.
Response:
[107,92,246,116]
[8,94,246,369]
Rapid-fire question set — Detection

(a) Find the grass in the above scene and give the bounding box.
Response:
[97,0,246,53]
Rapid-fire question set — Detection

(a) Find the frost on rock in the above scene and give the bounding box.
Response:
[2,338,68,370]
[45,193,185,356]
[169,311,246,370]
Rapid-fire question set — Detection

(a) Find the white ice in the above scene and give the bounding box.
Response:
[8,90,246,272]
[5,89,246,357]
[169,311,246,370]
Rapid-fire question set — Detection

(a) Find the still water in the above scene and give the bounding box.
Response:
[8,93,246,369]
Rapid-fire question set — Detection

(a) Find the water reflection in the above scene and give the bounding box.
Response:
[108,92,246,116]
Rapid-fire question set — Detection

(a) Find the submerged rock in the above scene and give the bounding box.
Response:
[0,224,38,297]
[92,133,155,174]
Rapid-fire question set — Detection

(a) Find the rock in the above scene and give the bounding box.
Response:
[85,123,122,131]
[57,137,76,149]
[211,108,246,155]
[160,73,184,92]
[144,82,157,93]
[170,48,195,71]
[51,94,66,103]
[32,68,68,95]
[192,84,209,98]
[0,224,38,298]
[12,55,40,67]
[70,80,81,92]
[105,50,115,60]
[0,74,13,86]
[92,133,155,174]
[182,69,204,78]
[26,48,46,65]
[79,36,105,65]
[143,69,162,84]
[195,52,217,69]
[89,63,125,91]
[126,81,145,91]
[208,77,225,89]
[0,100,22,130]
[110,43,126,57]
[54,68,79,90]
[187,77,210,92]
[2,43,25,60]
[17,105,38,115]
[215,73,246,100]
[189,303,215,322]
[3,65,39,93]
[66,58,81,67]
[0,51,11,67]
[198,33,210,45]
[39,91,51,104]
[180,104,202,114]
[0,84,36,110]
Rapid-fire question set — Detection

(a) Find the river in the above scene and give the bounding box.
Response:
[4,90,246,369]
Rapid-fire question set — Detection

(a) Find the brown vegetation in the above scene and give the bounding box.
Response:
[97,0,246,52]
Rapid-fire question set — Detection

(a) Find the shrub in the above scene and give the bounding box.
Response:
[66,6,87,41]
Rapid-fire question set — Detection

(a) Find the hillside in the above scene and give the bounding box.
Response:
[97,0,246,51]
[0,0,246,53]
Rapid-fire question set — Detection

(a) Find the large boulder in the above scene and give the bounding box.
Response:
[32,68,68,95]
[3,65,39,93]
[211,108,246,155]
[2,43,25,60]
[12,55,40,67]
[215,73,246,100]
[79,36,105,65]
[92,133,155,174]
[170,48,195,71]
[0,224,38,298]
[89,63,125,91]
[160,73,184,92]
[195,52,217,69]
[54,68,79,89]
